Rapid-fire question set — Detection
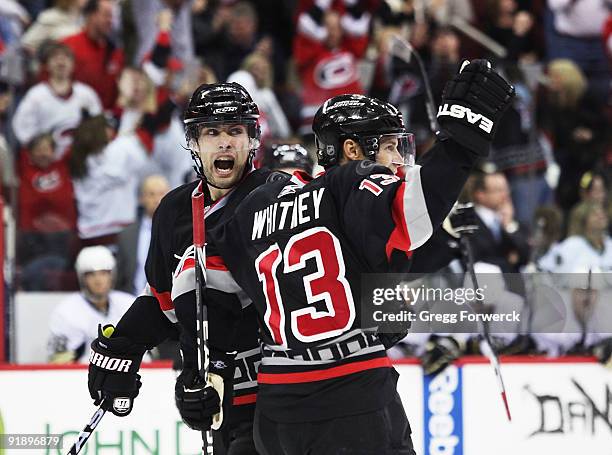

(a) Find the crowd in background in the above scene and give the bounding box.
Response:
[0,0,611,364]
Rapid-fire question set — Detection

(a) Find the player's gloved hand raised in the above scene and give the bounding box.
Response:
[88,324,146,417]
[437,59,515,157]
[420,335,461,376]
[175,368,226,431]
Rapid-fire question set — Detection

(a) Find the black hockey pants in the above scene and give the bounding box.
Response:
[253,392,416,455]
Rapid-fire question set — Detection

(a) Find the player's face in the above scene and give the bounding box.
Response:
[197,124,251,189]
[376,136,405,175]
[82,270,112,300]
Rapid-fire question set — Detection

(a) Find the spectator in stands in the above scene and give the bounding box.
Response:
[47,246,134,363]
[18,133,76,236]
[567,171,609,235]
[69,113,152,246]
[427,0,475,26]
[485,0,536,62]
[62,0,124,109]
[129,0,194,66]
[115,174,169,295]
[21,0,83,54]
[468,171,531,273]
[535,202,612,357]
[491,64,552,226]
[376,0,473,27]
[204,1,271,82]
[0,1,30,46]
[604,10,612,66]
[0,82,16,192]
[531,205,564,262]
[191,0,232,63]
[147,61,217,188]
[546,0,612,97]
[17,133,77,291]
[540,202,612,272]
[12,41,102,159]
[115,66,157,134]
[294,0,370,135]
[537,59,608,212]
[228,52,292,140]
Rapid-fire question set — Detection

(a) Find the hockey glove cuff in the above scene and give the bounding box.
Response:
[437,59,515,157]
[420,335,461,376]
[88,324,146,417]
[175,369,227,431]
[592,337,612,369]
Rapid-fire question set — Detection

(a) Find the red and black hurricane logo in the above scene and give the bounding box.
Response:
[33,170,61,193]
[314,52,358,90]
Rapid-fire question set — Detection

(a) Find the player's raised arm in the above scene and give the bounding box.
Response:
[419,59,515,228]
[312,60,514,268]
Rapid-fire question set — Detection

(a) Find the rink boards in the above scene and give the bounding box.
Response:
[0,358,610,454]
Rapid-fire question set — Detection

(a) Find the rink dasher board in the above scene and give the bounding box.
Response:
[0,359,610,455]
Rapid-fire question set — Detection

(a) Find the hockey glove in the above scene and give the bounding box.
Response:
[592,337,612,368]
[88,324,146,417]
[449,203,479,237]
[175,351,235,431]
[378,330,409,350]
[420,335,461,376]
[437,59,515,157]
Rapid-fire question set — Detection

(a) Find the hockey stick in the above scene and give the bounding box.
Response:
[459,226,512,422]
[191,180,214,455]
[449,17,508,59]
[388,34,440,136]
[391,33,512,421]
[65,405,106,454]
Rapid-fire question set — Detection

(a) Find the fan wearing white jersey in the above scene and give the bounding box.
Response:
[12,42,102,159]
[48,246,135,363]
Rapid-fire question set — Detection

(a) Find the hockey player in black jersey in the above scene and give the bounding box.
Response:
[86,82,270,454]
[207,60,514,455]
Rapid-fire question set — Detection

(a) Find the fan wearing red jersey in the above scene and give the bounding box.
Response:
[208,60,514,454]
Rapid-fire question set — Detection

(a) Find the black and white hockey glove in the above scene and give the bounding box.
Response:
[437,59,515,157]
[175,351,235,431]
[449,203,479,237]
[420,335,461,376]
[592,337,612,368]
[88,325,146,417]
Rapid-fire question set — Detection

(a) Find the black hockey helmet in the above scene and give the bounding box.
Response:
[267,144,314,175]
[312,94,414,168]
[184,82,261,177]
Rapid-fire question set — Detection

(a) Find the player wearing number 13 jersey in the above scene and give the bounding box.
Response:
[210,60,514,454]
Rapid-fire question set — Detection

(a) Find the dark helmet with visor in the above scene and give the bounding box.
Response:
[267,144,314,175]
[184,82,260,178]
[312,94,415,169]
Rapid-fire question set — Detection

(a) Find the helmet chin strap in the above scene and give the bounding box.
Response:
[194,148,257,192]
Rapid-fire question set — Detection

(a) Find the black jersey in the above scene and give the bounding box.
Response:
[210,137,476,422]
[143,168,270,424]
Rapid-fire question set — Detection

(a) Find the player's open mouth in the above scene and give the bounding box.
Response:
[214,158,235,176]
